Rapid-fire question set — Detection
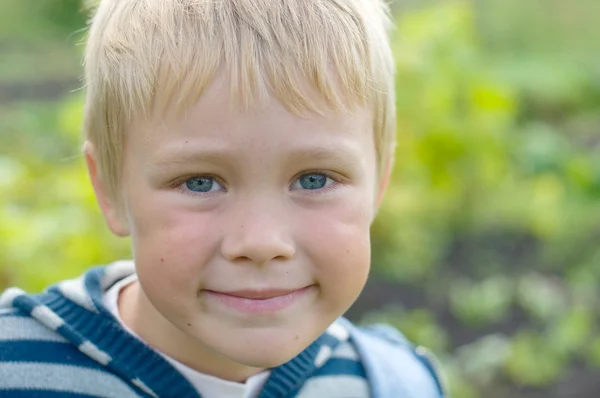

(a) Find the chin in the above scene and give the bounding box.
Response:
[219,330,314,368]
[230,347,300,369]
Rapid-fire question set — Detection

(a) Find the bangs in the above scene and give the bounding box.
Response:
[88,0,391,118]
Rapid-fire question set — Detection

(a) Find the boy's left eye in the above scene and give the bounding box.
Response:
[184,176,224,193]
[292,173,334,191]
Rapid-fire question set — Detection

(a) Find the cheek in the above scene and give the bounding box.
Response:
[125,190,220,294]
[299,191,373,305]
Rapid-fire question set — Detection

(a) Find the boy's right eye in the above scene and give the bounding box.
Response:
[181,176,225,194]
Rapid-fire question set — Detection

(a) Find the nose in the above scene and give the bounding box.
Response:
[220,199,296,265]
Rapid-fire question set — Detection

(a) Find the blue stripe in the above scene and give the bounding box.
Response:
[312,358,366,378]
[11,296,39,316]
[45,286,62,295]
[0,341,106,371]
[0,311,28,319]
[56,324,86,347]
[319,333,343,348]
[84,267,107,310]
[0,390,100,398]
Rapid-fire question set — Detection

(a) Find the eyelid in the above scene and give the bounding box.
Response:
[293,169,345,183]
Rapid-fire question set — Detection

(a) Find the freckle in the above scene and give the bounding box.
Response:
[160,258,164,263]
[187,323,191,327]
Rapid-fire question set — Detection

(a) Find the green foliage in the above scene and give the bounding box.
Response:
[366,1,600,396]
[1,0,599,396]
[0,98,130,291]
[0,0,84,84]
[450,276,512,326]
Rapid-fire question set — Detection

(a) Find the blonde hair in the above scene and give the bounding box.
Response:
[83,0,396,202]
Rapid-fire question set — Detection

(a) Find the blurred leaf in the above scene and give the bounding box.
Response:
[504,330,565,386]
[450,276,513,326]
[517,274,567,321]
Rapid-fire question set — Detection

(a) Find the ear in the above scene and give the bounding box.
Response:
[83,141,130,237]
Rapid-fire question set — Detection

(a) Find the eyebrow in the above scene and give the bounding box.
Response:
[282,145,363,168]
[148,136,246,167]
[150,145,234,168]
[149,141,364,173]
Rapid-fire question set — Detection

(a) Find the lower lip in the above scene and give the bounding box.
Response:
[204,286,314,314]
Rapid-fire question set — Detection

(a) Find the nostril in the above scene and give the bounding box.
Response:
[274,254,293,261]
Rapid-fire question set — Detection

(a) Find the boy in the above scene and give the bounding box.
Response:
[0,0,445,397]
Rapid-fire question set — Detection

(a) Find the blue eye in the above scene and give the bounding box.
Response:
[294,173,332,190]
[184,177,223,193]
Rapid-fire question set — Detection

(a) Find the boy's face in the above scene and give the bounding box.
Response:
[90,75,382,378]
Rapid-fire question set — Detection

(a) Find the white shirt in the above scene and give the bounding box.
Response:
[104,274,271,398]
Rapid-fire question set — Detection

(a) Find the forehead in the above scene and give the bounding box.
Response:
[130,75,375,162]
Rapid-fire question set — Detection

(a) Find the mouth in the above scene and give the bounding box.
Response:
[203,285,315,313]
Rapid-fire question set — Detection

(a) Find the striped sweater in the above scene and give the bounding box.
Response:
[0,262,445,398]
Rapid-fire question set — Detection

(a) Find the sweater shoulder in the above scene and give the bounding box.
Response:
[344,320,447,398]
[0,308,144,397]
[0,307,67,342]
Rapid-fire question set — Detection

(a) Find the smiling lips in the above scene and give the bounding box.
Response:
[204,286,314,313]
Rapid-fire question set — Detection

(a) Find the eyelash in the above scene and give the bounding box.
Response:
[292,170,341,195]
[171,170,343,197]
[171,174,226,198]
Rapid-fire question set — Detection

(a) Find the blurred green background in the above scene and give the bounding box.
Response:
[1,0,599,396]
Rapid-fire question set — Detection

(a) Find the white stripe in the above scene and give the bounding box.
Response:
[0,287,25,308]
[314,345,332,367]
[326,322,350,341]
[79,341,112,366]
[0,363,140,397]
[0,316,67,343]
[102,260,136,289]
[58,277,98,312]
[132,378,159,398]
[295,375,370,398]
[331,342,360,361]
[0,308,18,315]
[31,305,65,331]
